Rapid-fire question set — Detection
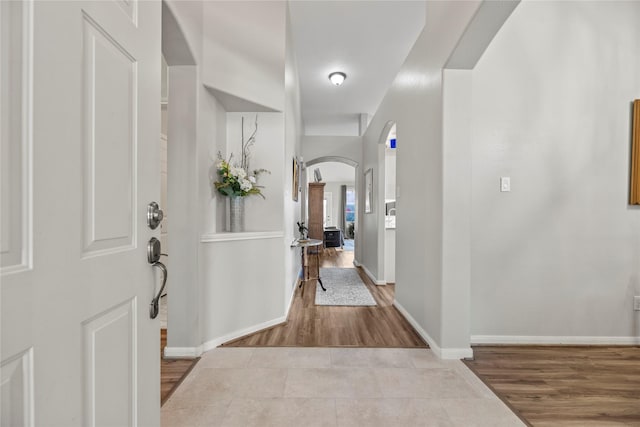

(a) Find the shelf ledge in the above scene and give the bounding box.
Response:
[201,231,284,243]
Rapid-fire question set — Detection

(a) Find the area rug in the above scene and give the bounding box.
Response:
[315,268,377,306]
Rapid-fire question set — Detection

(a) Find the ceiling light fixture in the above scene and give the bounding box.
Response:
[328,71,347,86]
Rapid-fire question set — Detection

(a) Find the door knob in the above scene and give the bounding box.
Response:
[147,201,164,230]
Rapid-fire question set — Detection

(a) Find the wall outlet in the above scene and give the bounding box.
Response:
[634,296,640,311]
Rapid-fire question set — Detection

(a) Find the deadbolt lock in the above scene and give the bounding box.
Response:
[147,201,164,230]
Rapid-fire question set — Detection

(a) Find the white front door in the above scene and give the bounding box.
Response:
[1,1,161,425]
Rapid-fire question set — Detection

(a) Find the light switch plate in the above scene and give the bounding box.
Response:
[500,177,511,192]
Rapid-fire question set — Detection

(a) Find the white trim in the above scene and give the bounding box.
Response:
[471,335,640,346]
[201,316,287,352]
[359,264,386,285]
[165,276,297,359]
[440,347,474,359]
[394,301,473,360]
[285,273,299,318]
[200,231,284,243]
[164,314,294,359]
[163,346,203,359]
[353,259,361,267]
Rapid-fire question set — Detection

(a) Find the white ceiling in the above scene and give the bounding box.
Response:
[289,1,425,136]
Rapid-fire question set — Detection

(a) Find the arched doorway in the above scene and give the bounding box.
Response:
[304,156,359,258]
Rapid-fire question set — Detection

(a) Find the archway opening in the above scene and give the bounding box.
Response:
[304,156,359,256]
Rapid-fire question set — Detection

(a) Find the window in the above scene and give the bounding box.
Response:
[345,188,355,222]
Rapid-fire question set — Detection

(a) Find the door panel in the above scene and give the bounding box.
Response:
[0,348,34,427]
[82,13,136,255]
[0,0,32,274]
[1,1,161,425]
[82,299,135,426]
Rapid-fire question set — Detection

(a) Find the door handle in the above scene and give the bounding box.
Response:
[149,261,167,319]
[147,237,167,319]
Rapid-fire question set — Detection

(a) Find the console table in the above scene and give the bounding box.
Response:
[291,239,326,297]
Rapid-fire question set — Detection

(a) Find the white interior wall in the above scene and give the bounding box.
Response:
[361,1,482,356]
[163,1,302,355]
[470,0,640,343]
[166,65,201,349]
[221,113,285,232]
[302,135,362,162]
[284,3,303,306]
[201,1,286,112]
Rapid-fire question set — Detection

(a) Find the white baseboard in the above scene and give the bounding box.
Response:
[353,259,361,267]
[471,335,640,346]
[164,346,203,358]
[359,263,386,286]
[165,276,297,359]
[394,301,473,360]
[285,274,298,318]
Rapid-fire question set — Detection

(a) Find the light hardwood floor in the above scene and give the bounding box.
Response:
[223,248,427,348]
[464,345,640,426]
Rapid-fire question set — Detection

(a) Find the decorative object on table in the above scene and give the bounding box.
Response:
[296,221,308,240]
[214,115,270,232]
[631,99,640,205]
[315,268,376,306]
[364,168,373,213]
[292,157,300,202]
[313,168,322,182]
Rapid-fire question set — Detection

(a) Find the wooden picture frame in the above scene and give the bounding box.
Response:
[631,100,640,205]
[292,157,299,202]
[364,168,373,213]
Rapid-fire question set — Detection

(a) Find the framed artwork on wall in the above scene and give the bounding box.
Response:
[292,157,300,202]
[365,168,373,213]
[631,100,640,205]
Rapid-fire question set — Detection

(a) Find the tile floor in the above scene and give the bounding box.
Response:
[162,347,524,426]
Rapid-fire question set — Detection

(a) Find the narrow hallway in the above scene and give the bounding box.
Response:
[222,249,426,348]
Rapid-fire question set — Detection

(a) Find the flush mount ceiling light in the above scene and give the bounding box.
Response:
[328,71,347,86]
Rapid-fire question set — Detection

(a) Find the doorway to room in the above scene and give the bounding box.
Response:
[382,123,397,285]
[305,160,357,254]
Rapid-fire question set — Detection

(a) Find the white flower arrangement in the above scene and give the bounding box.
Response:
[214,116,270,198]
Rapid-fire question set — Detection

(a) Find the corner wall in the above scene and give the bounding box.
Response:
[163,0,303,356]
[360,1,481,356]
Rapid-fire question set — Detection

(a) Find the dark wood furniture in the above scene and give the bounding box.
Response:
[308,183,325,243]
[324,228,341,248]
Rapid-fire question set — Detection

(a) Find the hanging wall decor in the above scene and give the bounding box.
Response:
[364,168,373,213]
[292,157,300,202]
[631,100,640,205]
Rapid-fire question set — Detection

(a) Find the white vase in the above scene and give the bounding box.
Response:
[229,196,245,232]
